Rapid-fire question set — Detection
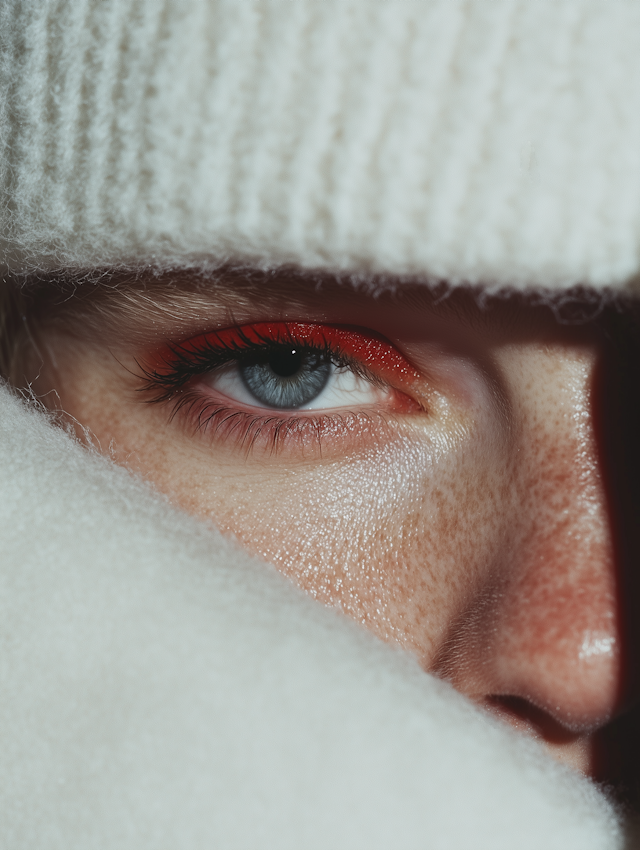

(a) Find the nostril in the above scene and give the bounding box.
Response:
[484,694,601,775]
[484,695,585,745]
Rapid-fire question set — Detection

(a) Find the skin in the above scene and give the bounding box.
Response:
[19,272,634,780]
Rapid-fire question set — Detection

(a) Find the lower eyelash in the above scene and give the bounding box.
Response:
[170,389,391,457]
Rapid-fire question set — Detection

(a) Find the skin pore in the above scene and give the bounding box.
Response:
[13,270,640,787]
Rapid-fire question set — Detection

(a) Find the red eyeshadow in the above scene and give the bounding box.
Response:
[150,321,420,388]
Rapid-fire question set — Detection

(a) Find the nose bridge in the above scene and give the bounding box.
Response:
[513,344,613,607]
[492,482,619,731]
[436,343,621,733]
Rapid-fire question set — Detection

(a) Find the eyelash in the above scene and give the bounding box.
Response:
[138,322,421,455]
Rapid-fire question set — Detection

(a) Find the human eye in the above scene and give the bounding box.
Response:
[138,321,423,456]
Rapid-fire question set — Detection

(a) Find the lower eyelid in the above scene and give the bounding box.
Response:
[168,389,412,459]
[195,385,422,423]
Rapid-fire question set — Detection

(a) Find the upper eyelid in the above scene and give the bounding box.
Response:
[143,321,421,386]
[136,320,427,424]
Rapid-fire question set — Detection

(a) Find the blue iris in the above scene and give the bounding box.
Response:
[240,347,331,409]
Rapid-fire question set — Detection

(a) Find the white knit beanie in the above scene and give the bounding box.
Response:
[3,0,640,292]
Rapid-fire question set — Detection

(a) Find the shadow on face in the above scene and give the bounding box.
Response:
[6,269,640,798]
[592,306,640,803]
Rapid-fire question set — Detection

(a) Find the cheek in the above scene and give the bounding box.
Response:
[116,414,514,665]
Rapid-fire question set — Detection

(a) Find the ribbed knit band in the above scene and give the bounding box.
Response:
[3,0,640,292]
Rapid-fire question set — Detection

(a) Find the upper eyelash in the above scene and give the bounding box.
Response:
[138,323,386,404]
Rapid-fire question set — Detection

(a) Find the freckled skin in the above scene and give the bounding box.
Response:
[434,347,619,773]
[23,280,624,778]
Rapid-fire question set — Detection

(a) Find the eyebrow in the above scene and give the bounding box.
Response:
[15,265,613,356]
[17,265,476,323]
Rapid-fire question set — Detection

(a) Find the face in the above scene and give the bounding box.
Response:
[18,271,640,785]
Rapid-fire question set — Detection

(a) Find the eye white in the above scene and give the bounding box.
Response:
[202,363,387,411]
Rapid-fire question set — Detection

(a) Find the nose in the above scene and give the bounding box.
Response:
[433,343,623,745]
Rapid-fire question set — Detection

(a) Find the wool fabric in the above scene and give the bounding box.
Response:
[0,385,626,849]
[3,0,640,292]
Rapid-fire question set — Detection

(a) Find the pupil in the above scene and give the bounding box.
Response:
[269,348,303,378]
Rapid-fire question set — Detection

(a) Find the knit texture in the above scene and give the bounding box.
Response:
[3,0,640,292]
